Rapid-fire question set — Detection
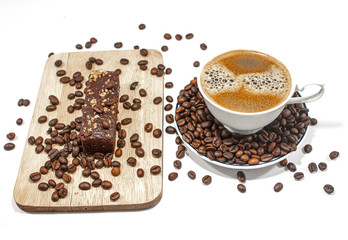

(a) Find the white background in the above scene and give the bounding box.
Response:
[0,0,347,239]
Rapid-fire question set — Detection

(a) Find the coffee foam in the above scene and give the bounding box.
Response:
[201,61,290,98]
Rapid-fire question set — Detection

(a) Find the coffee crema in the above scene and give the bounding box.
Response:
[200,50,291,113]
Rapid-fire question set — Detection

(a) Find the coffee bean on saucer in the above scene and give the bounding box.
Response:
[16,118,23,125]
[110,192,120,201]
[237,184,246,193]
[318,162,327,171]
[274,182,283,192]
[294,172,304,180]
[308,162,318,173]
[168,172,178,181]
[323,184,334,194]
[329,151,339,160]
[4,143,15,151]
[202,175,212,185]
[303,144,312,153]
[187,170,196,180]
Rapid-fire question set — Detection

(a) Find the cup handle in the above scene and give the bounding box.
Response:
[287,83,325,104]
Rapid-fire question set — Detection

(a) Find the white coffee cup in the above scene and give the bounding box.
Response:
[198,50,324,135]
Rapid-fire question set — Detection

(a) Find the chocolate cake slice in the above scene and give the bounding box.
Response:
[80,70,120,155]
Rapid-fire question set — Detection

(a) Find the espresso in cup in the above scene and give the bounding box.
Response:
[200,50,292,113]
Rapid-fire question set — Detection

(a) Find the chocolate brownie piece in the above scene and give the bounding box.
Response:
[80,70,120,154]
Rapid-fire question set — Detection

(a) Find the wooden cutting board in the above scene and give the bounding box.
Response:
[13,50,164,212]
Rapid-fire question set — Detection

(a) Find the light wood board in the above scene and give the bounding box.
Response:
[13,50,164,212]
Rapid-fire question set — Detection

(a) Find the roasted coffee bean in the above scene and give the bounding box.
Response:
[119,94,129,102]
[137,168,144,178]
[110,192,120,201]
[82,168,91,177]
[274,182,283,192]
[202,175,212,185]
[173,160,182,169]
[22,99,30,106]
[294,172,304,180]
[144,123,153,132]
[51,191,60,202]
[164,104,173,111]
[85,61,92,70]
[46,105,57,112]
[29,172,41,182]
[139,88,147,97]
[193,61,200,67]
[318,162,327,171]
[95,58,103,65]
[38,115,48,123]
[166,95,173,102]
[123,101,131,110]
[150,67,158,75]
[118,129,126,139]
[237,184,246,193]
[140,48,148,56]
[138,60,148,66]
[152,149,162,158]
[18,98,24,106]
[153,129,162,138]
[329,151,339,160]
[115,148,122,157]
[161,45,168,52]
[164,33,172,40]
[165,114,174,123]
[287,162,297,172]
[90,37,97,43]
[48,179,56,188]
[121,118,132,125]
[153,97,162,104]
[4,143,15,151]
[38,182,50,191]
[168,172,178,181]
[101,180,112,190]
[187,170,196,180]
[114,42,123,48]
[60,76,70,84]
[150,165,161,175]
[308,162,318,173]
[310,118,318,125]
[135,147,145,158]
[79,182,91,191]
[176,148,185,159]
[35,144,44,154]
[237,171,246,182]
[165,126,176,134]
[120,58,129,65]
[7,132,16,140]
[92,179,102,188]
[89,171,99,180]
[185,33,194,39]
[54,60,63,67]
[49,95,59,105]
[303,144,312,153]
[200,43,207,50]
[165,82,173,88]
[130,133,139,142]
[111,167,121,176]
[55,182,64,190]
[279,159,288,167]
[85,41,92,49]
[130,81,139,90]
[131,102,141,111]
[323,184,334,194]
[39,166,48,175]
[175,34,182,40]
[56,70,66,77]
[16,118,23,125]
[138,23,146,30]
[127,157,137,167]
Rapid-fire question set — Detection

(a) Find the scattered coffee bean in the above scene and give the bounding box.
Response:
[120,58,129,65]
[144,123,153,132]
[138,23,146,30]
[135,147,145,158]
[101,180,112,190]
[7,132,16,140]
[175,136,183,145]
[168,172,178,181]
[153,97,162,104]
[131,102,141,111]
[161,45,168,52]
[152,149,162,158]
[85,41,92,49]
[130,81,139,90]
[164,33,172,40]
[134,168,144,178]
[54,60,63,67]
[92,179,102,188]
[202,175,212,185]
[38,182,49,191]
[140,48,148,56]
[90,37,97,43]
[193,61,200,67]
[318,162,327,171]
[114,42,123,48]
[139,88,147,97]
[35,145,44,154]
[164,104,173,111]
[111,167,121,176]
[29,172,41,182]
[127,157,137,167]
[22,99,30,106]
[173,160,182,169]
[237,184,246,193]
[46,105,57,112]
[153,129,162,138]
[308,162,318,173]
[187,170,196,180]
[79,182,91,191]
[150,165,161,175]
[95,58,103,65]
[165,126,176,134]
[165,114,174,123]
[90,171,100,180]
[121,118,132,125]
[165,82,173,88]
[303,144,312,153]
[130,133,139,142]
[166,95,173,102]
[110,192,121,201]
[329,151,339,160]
[279,159,288,167]
[274,182,283,192]
[4,143,15,151]
[176,148,185,159]
[51,191,60,202]
[294,172,304,180]
[185,33,194,39]
[287,162,297,172]
[310,118,318,125]
[38,115,48,124]
[48,179,56,188]
[16,118,23,125]
[86,61,92,70]
[18,98,24,106]
[56,70,66,77]
[323,184,334,194]
[237,171,246,182]
[200,43,207,50]
[48,52,54,57]
[175,34,182,40]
